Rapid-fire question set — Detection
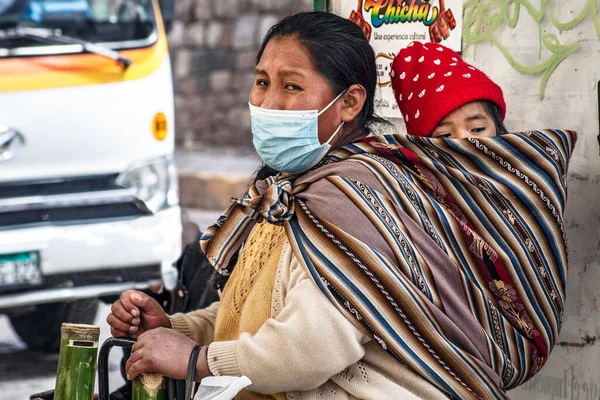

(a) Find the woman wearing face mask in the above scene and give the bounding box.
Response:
[107,12,577,400]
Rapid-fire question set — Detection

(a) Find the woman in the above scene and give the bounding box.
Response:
[108,12,576,400]
[109,11,442,399]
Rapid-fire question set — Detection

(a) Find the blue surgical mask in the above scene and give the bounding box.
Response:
[250,90,347,173]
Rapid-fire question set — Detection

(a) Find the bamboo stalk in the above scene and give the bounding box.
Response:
[54,323,100,400]
[133,372,166,400]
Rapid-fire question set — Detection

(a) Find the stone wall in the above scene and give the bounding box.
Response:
[168,0,314,149]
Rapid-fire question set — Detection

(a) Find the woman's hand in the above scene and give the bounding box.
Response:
[125,328,210,381]
[106,290,170,338]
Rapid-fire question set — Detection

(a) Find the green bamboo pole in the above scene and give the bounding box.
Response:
[133,372,166,400]
[314,0,327,12]
[54,323,100,400]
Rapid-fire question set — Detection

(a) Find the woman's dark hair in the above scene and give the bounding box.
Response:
[256,11,389,142]
[482,100,508,135]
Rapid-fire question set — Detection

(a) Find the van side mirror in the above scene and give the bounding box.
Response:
[158,0,176,33]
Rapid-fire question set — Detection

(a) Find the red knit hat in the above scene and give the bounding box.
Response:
[390,41,506,137]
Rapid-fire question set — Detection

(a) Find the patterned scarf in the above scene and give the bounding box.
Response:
[201,129,576,399]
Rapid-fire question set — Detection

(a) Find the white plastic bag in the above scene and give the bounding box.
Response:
[193,376,252,400]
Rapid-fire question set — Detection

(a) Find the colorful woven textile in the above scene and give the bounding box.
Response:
[201,129,577,399]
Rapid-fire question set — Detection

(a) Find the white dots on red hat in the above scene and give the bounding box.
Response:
[418,89,426,98]
[450,63,457,66]
[400,71,406,79]
[436,85,445,92]
[399,93,403,101]
[428,72,435,79]
[405,114,409,121]
[469,66,476,70]
[408,42,415,47]
[444,71,452,77]
[418,56,425,62]
[405,56,412,62]
[452,57,458,61]
[408,92,413,100]
[390,70,395,78]
[413,74,420,82]
[436,47,444,52]
[434,59,441,65]
[463,73,471,78]
[415,110,420,119]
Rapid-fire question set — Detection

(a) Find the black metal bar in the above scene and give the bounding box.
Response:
[0,173,119,199]
[167,378,177,400]
[185,345,201,400]
[0,200,151,230]
[98,337,136,400]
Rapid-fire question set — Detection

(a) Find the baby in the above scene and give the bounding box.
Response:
[391,41,508,138]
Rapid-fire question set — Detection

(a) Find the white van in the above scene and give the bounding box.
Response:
[0,0,181,351]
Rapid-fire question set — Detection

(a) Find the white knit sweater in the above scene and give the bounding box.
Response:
[169,242,448,400]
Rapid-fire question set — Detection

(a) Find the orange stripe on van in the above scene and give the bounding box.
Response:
[0,0,168,92]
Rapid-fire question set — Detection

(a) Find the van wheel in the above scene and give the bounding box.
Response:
[9,299,99,352]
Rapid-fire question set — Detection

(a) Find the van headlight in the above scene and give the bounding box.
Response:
[116,157,179,214]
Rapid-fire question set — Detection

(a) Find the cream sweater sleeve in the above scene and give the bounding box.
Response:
[168,301,219,345]
[206,243,370,394]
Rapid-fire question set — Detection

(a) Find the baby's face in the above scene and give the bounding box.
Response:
[431,102,497,139]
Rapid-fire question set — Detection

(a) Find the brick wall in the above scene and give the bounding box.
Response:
[168,0,314,149]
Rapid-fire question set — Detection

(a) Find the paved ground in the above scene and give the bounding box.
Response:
[176,148,261,211]
[175,147,261,176]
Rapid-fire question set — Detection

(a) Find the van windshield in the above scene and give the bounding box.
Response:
[0,0,157,51]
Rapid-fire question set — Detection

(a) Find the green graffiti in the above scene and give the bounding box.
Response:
[462,0,600,99]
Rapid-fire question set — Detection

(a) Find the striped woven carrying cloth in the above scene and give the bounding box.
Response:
[201,129,577,399]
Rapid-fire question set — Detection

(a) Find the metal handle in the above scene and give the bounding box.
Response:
[185,345,201,400]
[97,337,136,400]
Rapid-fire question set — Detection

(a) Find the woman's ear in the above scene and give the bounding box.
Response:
[340,84,367,123]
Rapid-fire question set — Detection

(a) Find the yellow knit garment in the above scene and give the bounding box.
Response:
[213,221,287,400]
